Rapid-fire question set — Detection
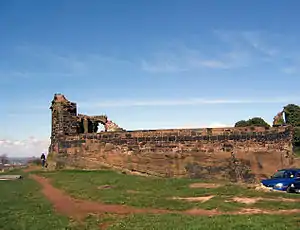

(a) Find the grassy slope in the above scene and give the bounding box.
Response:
[0,170,92,230]
[38,170,300,211]
[109,213,300,230]
[2,169,300,230]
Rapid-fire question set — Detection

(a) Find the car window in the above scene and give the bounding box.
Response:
[272,170,285,178]
[286,171,294,178]
[283,171,290,178]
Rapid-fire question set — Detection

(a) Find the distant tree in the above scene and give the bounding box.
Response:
[284,104,300,127]
[293,127,300,147]
[283,104,300,147]
[234,120,248,127]
[247,117,270,127]
[234,117,270,128]
[0,154,9,164]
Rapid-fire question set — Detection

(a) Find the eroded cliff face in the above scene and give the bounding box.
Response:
[50,126,294,182]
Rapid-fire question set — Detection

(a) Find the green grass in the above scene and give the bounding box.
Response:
[0,170,103,230]
[108,213,300,230]
[0,170,68,229]
[37,169,300,212]
[74,213,300,230]
[2,169,300,229]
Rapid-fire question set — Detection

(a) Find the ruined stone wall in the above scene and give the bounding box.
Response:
[48,94,294,181]
[49,94,122,151]
[52,126,294,181]
[50,94,78,142]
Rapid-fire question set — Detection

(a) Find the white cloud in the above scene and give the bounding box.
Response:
[140,46,235,73]
[2,44,133,80]
[142,30,300,73]
[207,122,231,128]
[179,122,231,129]
[80,96,299,108]
[241,31,281,57]
[214,30,300,73]
[197,60,229,69]
[282,67,297,74]
[215,30,279,57]
[140,45,248,73]
[0,137,49,157]
[141,60,188,73]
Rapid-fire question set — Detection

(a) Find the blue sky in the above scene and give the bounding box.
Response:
[1,0,300,156]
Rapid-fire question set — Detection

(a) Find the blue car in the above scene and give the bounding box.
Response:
[288,180,300,194]
[261,168,300,192]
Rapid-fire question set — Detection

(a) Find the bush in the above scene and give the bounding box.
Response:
[234,120,248,127]
[234,117,270,128]
[284,104,300,127]
[293,127,300,147]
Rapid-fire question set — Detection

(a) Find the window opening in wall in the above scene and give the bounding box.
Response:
[97,123,106,133]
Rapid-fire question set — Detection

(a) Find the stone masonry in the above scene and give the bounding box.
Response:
[48,94,294,182]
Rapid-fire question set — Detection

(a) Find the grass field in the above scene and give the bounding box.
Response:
[38,169,300,211]
[0,170,72,230]
[1,169,300,229]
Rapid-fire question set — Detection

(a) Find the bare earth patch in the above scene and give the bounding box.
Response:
[172,195,214,203]
[185,208,300,216]
[23,166,41,172]
[189,183,221,189]
[253,184,286,193]
[126,190,150,194]
[127,190,140,194]
[232,208,300,215]
[232,197,261,204]
[254,184,273,192]
[232,197,299,204]
[97,185,115,190]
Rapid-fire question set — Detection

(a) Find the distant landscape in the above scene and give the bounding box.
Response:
[0,155,39,166]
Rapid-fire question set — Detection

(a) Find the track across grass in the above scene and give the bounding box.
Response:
[1,169,300,229]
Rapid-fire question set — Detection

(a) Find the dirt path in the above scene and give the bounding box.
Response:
[23,166,42,172]
[30,174,300,220]
[30,174,171,219]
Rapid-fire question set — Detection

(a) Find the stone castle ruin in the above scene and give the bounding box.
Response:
[50,94,124,140]
[48,94,294,182]
[273,111,286,127]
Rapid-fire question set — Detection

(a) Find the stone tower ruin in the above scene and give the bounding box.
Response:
[48,94,125,157]
[50,94,78,143]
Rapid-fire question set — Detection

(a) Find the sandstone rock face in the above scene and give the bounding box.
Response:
[48,94,294,182]
[273,111,285,127]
